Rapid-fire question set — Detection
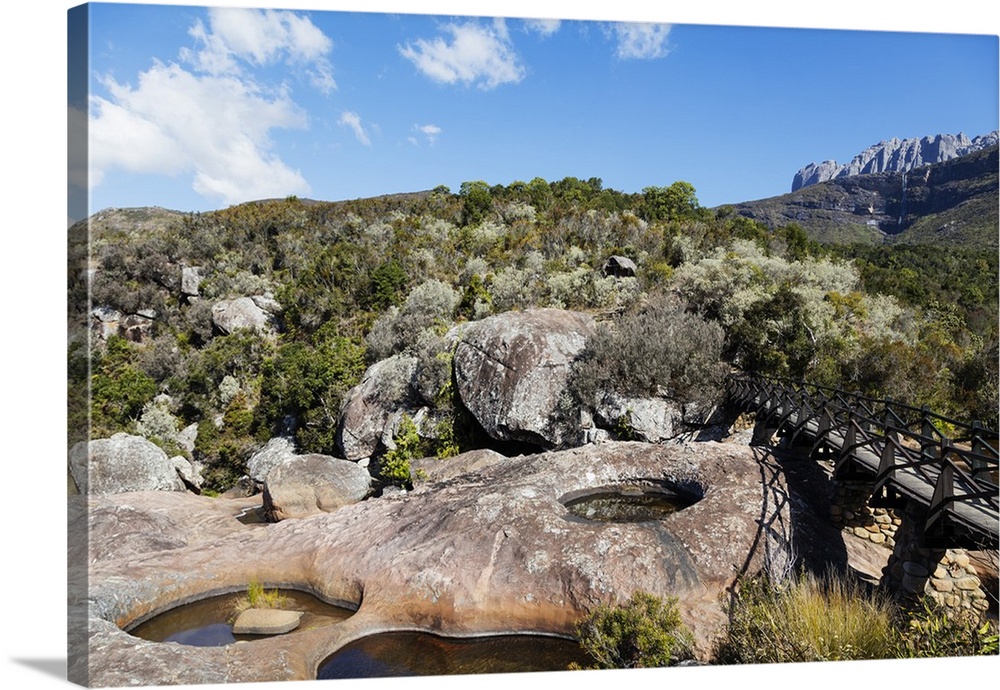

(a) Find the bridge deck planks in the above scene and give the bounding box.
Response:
[744,392,999,546]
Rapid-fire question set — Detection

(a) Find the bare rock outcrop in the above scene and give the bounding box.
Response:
[792,130,999,191]
[211,296,279,335]
[80,440,842,686]
[83,491,259,564]
[262,453,373,521]
[69,433,187,495]
[453,308,596,448]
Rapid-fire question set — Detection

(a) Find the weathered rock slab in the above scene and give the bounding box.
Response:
[81,440,842,687]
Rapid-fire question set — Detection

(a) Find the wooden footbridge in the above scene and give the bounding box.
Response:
[727,374,999,550]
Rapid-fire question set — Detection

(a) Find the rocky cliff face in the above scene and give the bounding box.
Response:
[792,131,999,192]
[734,144,998,247]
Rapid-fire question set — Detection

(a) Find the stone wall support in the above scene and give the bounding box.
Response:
[881,499,990,618]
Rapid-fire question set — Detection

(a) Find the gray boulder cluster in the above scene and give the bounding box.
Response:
[73,307,723,523]
[210,295,281,336]
[792,130,999,191]
[334,307,723,466]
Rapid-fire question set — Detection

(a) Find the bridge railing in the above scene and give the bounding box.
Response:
[727,373,999,545]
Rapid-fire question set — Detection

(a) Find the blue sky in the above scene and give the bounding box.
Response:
[72,1,998,220]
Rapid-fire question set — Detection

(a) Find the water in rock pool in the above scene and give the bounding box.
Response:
[128,590,354,647]
[317,632,591,678]
[564,490,698,522]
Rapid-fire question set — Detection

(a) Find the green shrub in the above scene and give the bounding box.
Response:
[576,591,694,669]
[377,415,426,487]
[90,335,158,436]
[366,279,460,360]
[894,598,998,658]
[254,330,366,454]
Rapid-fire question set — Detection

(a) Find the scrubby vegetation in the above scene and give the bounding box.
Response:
[576,571,997,670]
[575,591,694,669]
[713,570,997,665]
[69,175,1000,491]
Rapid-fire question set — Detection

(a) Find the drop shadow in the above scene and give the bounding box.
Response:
[733,440,850,582]
[9,658,67,682]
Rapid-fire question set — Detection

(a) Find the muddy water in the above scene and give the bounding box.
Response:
[128,590,354,647]
[317,632,591,678]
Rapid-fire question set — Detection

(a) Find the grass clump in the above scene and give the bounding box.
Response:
[715,570,898,663]
[230,580,289,620]
[575,590,694,669]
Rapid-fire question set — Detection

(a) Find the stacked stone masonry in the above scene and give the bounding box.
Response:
[824,469,991,618]
[828,478,900,549]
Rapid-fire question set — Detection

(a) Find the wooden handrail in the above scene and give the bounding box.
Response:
[726,372,999,547]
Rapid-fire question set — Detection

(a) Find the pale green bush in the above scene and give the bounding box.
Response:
[366,279,460,360]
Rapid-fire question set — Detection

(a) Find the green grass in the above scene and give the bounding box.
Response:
[229,579,289,621]
[715,570,900,663]
[714,570,998,664]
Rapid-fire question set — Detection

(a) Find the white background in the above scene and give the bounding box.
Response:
[2,1,997,689]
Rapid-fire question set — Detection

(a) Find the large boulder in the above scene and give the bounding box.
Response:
[247,436,297,483]
[69,433,187,495]
[602,255,637,278]
[593,393,683,443]
[335,355,420,461]
[262,453,373,521]
[589,394,727,443]
[180,265,204,298]
[211,296,279,335]
[453,308,596,448]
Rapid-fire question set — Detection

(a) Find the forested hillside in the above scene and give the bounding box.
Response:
[67,177,998,493]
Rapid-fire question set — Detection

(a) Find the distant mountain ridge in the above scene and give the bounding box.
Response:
[792,131,999,192]
[732,144,998,248]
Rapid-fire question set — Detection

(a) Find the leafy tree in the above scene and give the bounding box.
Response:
[639,181,701,222]
[255,328,366,454]
[459,180,493,226]
[369,258,409,310]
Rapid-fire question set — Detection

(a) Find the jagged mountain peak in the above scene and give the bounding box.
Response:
[792,130,999,192]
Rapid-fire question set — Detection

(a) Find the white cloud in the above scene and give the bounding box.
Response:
[183,7,336,93]
[412,123,441,145]
[399,22,525,90]
[524,18,561,36]
[339,111,371,146]
[613,22,672,60]
[87,8,337,207]
[90,61,311,206]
